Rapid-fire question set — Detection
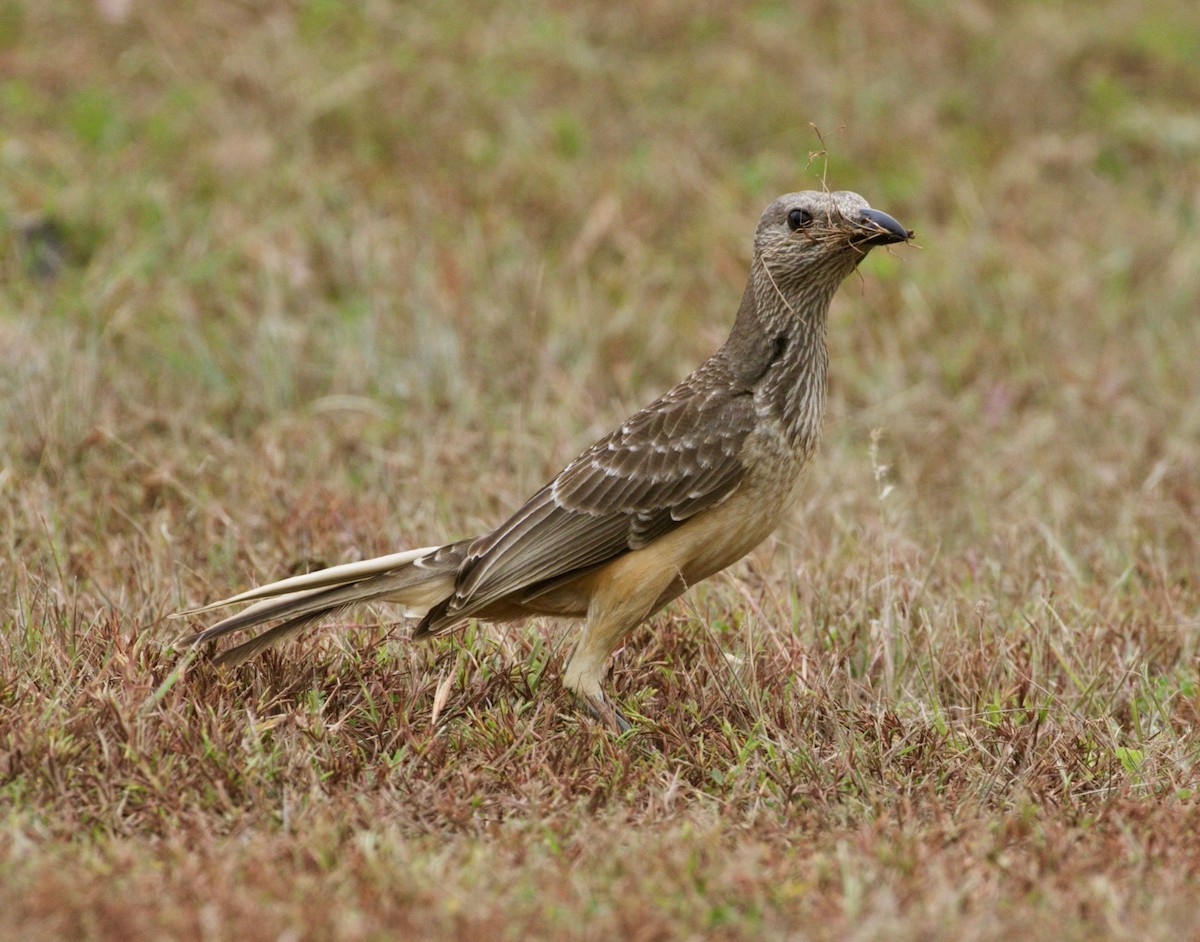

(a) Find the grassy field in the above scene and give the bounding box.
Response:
[3,1,1200,938]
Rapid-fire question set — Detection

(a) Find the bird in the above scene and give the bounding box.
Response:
[182,190,912,730]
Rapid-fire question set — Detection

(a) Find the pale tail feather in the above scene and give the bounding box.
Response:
[182,543,462,666]
[178,545,444,616]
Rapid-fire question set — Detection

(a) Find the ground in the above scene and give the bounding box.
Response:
[2,1,1199,939]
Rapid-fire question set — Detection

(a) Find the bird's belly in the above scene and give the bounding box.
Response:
[675,468,804,587]
[625,444,813,610]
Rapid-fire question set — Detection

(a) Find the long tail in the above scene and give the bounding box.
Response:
[179,542,468,667]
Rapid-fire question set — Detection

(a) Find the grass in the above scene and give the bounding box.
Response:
[3,0,1200,938]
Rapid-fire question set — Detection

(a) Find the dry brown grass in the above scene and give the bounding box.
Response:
[3,1,1200,939]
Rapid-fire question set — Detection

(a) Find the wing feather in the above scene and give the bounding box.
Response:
[418,371,757,631]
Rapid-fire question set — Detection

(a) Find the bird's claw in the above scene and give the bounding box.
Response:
[585,694,632,734]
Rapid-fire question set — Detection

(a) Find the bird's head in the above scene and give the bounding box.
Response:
[752,190,912,300]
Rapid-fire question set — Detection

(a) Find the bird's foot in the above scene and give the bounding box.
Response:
[584,693,632,734]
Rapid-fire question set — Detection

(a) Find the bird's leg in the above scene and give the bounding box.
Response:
[564,579,670,733]
[562,556,689,733]
[564,631,633,732]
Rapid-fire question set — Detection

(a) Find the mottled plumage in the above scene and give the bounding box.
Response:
[181,190,912,729]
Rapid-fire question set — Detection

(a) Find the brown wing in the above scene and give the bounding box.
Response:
[414,375,757,635]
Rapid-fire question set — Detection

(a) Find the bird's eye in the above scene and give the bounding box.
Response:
[787,208,814,231]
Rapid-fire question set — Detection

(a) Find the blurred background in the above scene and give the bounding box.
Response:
[3,3,1200,935]
[2,0,1197,606]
